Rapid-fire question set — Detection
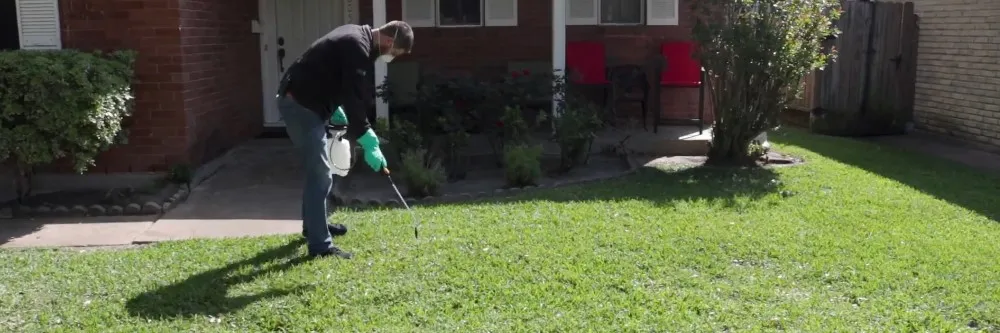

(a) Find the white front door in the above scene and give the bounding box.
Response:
[260,0,346,127]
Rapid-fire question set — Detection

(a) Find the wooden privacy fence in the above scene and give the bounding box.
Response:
[793,0,919,136]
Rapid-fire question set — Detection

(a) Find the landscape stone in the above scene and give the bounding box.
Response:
[69,205,88,216]
[124,203,142,215]
[52,206,70,215]
[141,202,162,214]
[162,202,172,212]
[34,206,51,214]
[88,205,107,216]
[108,205,125,216]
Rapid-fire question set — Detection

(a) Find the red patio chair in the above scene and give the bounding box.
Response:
[657,41,707,134]
[566,41,609,85]
[565,41,611,123]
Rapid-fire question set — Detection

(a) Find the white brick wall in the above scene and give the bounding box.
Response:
[911,0,1000,150]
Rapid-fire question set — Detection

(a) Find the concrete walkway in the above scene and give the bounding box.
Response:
[1,139,307,248]
[864,131,1000,173]
[3,132,1000,248]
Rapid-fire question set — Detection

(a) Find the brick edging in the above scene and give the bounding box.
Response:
[1,185,191,219]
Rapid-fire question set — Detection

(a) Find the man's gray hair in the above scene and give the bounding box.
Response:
[378,20,414,51]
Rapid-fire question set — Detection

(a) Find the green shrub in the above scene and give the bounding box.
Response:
[553,96,603,172]
[503,143,543,188]
[375,117,423,163]
[692,0,839,166]
[499,105,545,145]
[399,148,447,198]
[0,49,138,200]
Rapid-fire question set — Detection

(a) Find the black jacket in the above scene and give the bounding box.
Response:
[278,24,376,140]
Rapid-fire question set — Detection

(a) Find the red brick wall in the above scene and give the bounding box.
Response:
[57,0,263,173]
[179,0,263,166]
[60,0,187,173]
[359,0,712,122]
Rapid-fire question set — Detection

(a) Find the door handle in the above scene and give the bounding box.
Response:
[278,48,286,72]
[277,37,286,72]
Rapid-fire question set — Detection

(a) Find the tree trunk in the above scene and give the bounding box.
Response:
[14,162,33,203]
[706,126,758,167]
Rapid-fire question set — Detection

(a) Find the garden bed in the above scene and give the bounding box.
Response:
[333,147,636,207]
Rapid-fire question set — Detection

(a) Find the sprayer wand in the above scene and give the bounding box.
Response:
[383,168,420,238]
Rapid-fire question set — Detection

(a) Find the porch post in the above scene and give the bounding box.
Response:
[373,0,389,119]
[552,0,567,119]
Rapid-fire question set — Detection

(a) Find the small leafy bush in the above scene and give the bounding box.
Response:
[375,117,424,162]
[499,105,546,145]
[0,49,138,200]
[399,148,447,198]
[553,95,603,172]
[503,143,543,188]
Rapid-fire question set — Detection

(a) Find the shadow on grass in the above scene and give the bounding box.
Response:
[125,238,312,320]
[773,130,1000,221]
[344,164,784,212]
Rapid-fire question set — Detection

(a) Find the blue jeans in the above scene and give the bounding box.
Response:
[277,95,339,255]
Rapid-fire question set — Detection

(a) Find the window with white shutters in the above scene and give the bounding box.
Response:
[600,0,643,24]
[567,0,679,26]
[646,0,678,26]
[403,0,436,27]
[1,0,19,50]
[567,0,599,25]
[15,0,62,50]
[484,0,517,27]
[403,0,518,27]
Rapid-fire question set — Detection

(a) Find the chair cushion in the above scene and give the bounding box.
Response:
[660,41,702,87]
[566,41,609,85]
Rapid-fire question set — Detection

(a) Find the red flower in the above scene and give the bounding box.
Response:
[522,69,531,76]
[496,121,504,128]
[510,71,520,78]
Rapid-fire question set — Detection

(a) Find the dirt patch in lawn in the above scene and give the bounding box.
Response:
[642,151,806,170]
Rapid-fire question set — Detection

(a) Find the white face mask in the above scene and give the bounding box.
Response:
[378,54,395,63]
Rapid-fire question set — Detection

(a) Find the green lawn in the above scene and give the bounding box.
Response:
[3,129,1000,332]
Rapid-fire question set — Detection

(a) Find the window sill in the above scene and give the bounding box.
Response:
[598,23,644,26]
[436,24,484,28]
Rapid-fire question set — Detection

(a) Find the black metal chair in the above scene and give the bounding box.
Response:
[605,64,651,130]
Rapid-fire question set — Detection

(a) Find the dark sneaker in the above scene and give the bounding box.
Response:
[310,247,353,259]
[328,223,348,236]
[302,223,348,238]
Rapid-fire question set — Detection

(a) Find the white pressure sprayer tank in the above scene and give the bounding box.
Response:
[327,126,352,177]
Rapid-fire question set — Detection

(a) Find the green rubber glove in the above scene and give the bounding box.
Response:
[357,128,388,172]
[331,106,348,125]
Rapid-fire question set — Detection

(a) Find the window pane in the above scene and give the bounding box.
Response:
[439,0,482,26]
[600,0,642,24]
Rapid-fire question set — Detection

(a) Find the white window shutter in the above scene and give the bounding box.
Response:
[15,0,62,50]
[567,0,598,25]
[647,0,678,26]
[402,0,435,27]
[485,0,517,27]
